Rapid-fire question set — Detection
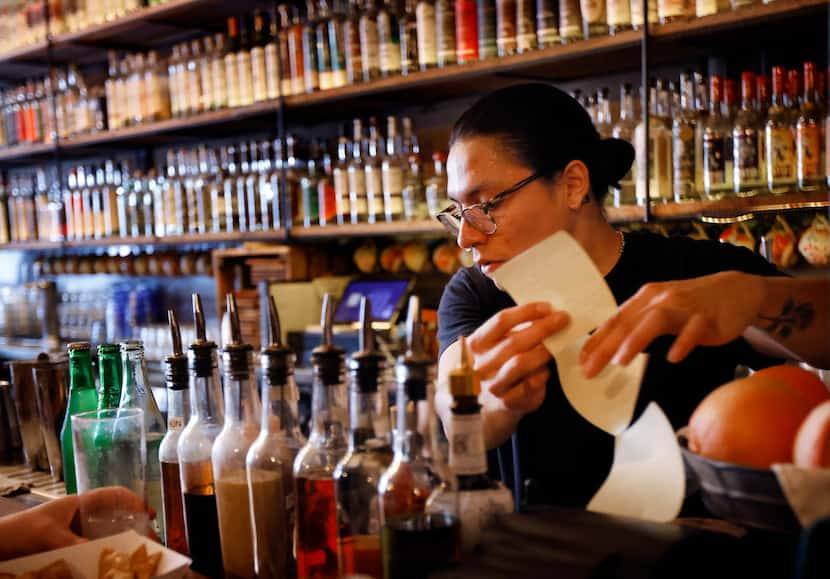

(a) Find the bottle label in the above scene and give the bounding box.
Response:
[224,54,239,108]
[333,168,350,221]
[797,124,821,179]
[345,21,364,81]
[360,17,380,76]
[450,413,487,475]
[348,166,366,195]
[265,43,280,100]
[402,20,419,72]
[365,166,383,195]
[237,51,254,106]
[559,0,582,38]
[382,165,404,195]
[607,0,632,26]
[329,20,347,73]
[580,0,606,24]
[316,28,333,90]
[496,0,517,52]
[516,0,536,51]
[378,13,402,73]
[168,416,184,430]
[673,123,695,186]
[767,126,794,181]
[251,47,268,102]
[631,0,657,26]
[703,133,726,187]
[417,2,438,66]
[734,127,760,182]
[658,0,687,19]
[211,57,227,108]
[536,0,559,44]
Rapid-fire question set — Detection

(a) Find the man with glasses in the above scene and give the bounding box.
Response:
[434,83,830,509]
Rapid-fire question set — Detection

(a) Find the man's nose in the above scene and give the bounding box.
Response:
[457,218,486,250]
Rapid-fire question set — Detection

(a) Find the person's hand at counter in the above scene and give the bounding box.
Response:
[0,487,155,561]
[580,272,830,378]
[437,302,570,449]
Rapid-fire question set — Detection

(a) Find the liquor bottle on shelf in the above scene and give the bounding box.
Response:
[252,9,270,103]
[365,120,385,223]
[96,343,122,410]
[796,62,825,191]
[288,5,307,94]
[378,296,461,579]
[212,33,230,111]
[334,297,393,577]
[236,143,252,232]
[167,46,182,119]
[246,141,263,231]
[672,73,698,202]
[382,116,406,222]
[448,337,513,552]
[733,71,763,197]
[378,0,402,76]
[199,36,216,113]
[477,0,497,58]
[580,0,607,37]
[213,295,261,579]
[349,119,370,223]
[636,81,672,204]
[826,71,830,189]
[265,8,282,100]
[516,0,537,53]
[301,151,321,227]
[344,0,365,83]
[612,84,636,207]
[702,75,731,200]
[303,1,322,93]
[400,0,420,73]
[105,51,122,130]
[119,340,166,542]
[426,152,449,216]
[416,0,438,70]
[455,0,478,62]
[238,15,256,106]
[60,342,98,495]
[607,0,632,33]
[317,0,336,91]
[657,0,689,23]
[177,294,224,576]
[403,152,428,220]
[558,0,582,42]
[159,311,190,556]
[330,0,350,88]
[294,294,348,579]
[536,0,559,46]
[247,296,304,579]
[630,0,657,30]
[596,88,613,139]
[360,0,382,81]
[765,66,796,194]
[319,144,339,226]
[285,135,306,225]
[225,17,241,109]
[333,136,352,224]
[496,0,517,55]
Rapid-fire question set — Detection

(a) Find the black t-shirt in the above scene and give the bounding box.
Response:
[437,230,783,508]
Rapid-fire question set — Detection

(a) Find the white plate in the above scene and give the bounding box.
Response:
[0,531,191,579]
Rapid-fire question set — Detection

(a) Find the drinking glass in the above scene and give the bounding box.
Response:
[71,408,149,538]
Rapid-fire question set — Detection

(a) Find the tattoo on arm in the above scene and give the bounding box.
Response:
[759,299,815,339]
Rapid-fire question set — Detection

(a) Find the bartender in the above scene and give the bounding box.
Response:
[435,83,830,508]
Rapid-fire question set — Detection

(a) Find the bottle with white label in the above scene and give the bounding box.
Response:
[251,9,270,103]
[333,136,351,224]
[364,120,385,223]
[348,119,369,223]
[237,15,255,106]
[448,336,513,553]
[360,0,382,81]
[416,0,438,69]
[382,116,406,222]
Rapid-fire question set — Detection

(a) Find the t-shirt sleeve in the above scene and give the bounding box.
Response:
[438,268,487,358]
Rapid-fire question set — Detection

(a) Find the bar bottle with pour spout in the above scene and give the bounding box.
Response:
[294,294,349,579]
[177,294,224,575]
[247,295,306,579]
[448,336,513,552]
[118,339,166,542]
[334,296,393,577]
[378,296,460,579]
[159,310,190,555]
[213,294,262,579]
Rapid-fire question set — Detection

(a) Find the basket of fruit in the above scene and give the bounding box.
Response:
[680,365,830,533]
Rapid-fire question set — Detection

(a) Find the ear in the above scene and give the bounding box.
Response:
[561,160,592,210]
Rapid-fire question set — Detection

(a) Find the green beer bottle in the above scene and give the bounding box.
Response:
[97,344,123,410]
[60,342,99,495]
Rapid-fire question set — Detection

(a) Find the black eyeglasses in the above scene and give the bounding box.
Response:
[436,172,541,238]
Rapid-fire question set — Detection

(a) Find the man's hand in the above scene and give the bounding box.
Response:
[580,271,766,378]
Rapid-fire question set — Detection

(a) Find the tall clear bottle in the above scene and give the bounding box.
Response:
[225,17,241,109]
[247,296,305,579]
[177,294,225,576]
[702,75,731,200]
[237,15,255,106]
[213,295,261,579]
[733,71,763,196]
[315,0,335,90]
[382,116,406,222]
[378,297,460,579]
[416,0,437,69]
[159,311,190,556]
[251,10,270,103]
[334,297,393,577]
[672,73,698,202]
[60,342,98,495]
[349,119,369,223]
[294,295,348,579]
[766,66,796,194]
[360,0,382,81]
[400,0,419,73]
[118,340,166,542]
[378,0,402,77]
[329,0,349,88]
[365,120,385,223]
[612,83,637,206]
[447,337,512,553]
[344,0,365,83]
[796,62,825,191]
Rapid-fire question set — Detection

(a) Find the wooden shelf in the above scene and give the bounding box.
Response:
[290,220,449,239]
[0,240,62,250]
[652,190,830,220]
[0,142,55,165]
[606,205,646,223]
[0,229,286,251]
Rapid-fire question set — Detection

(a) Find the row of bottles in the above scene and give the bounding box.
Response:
[58,339,166,541]
[0,66,104,148]
[590,62,829,207]
[0,117,450,244]
[155,290,511,578]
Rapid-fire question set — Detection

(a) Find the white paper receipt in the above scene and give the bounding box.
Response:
[491,231,618,355]
[588,403,686,522]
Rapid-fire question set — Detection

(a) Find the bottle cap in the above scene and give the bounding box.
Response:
[68,342,91,352]
[189,293,218,377]
[311,293,344,386]
[448,336,480,398]
[348,296,385,393]
[165,309,188,390]
[222,293,254,378]
[261,294,295,386]
[397,295,432,401]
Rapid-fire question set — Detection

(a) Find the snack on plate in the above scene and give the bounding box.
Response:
[13,560,72,579]
[98,545,161,579]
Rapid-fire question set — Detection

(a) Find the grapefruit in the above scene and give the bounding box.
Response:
[754,365,830,407]
[793,400,830,469]
[688,374,815,469]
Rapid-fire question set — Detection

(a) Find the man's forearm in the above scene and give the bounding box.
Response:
[748,277,830,369]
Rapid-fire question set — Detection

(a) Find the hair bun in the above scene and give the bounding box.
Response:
[593,138,636,188]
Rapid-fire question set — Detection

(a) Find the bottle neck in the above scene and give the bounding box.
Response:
[620,92,634,120]
[348,387,389,450]
[260,377,303,437]
[188,350,224,423]
[309,370,347,442]
[120,348,149,407]
[222,369,260,427]
[69,352,95,392]
[166,386,190,430]
[98,353,122,409]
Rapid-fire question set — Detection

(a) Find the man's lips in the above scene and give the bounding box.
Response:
[479,260,504,274]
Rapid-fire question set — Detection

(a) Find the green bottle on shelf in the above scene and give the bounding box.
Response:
[97,343,122,410]
[60,342,99,495]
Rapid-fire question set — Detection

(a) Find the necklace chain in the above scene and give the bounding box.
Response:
[617,230,625,257]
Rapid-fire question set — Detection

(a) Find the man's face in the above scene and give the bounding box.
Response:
[447,136,570,280]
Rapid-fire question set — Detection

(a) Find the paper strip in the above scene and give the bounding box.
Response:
[555,335,647,436]
[587,403,686,523]
[772,464,830,528]
[491,231,618,355]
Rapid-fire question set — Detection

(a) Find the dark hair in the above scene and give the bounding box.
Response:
[449,83,634,205]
